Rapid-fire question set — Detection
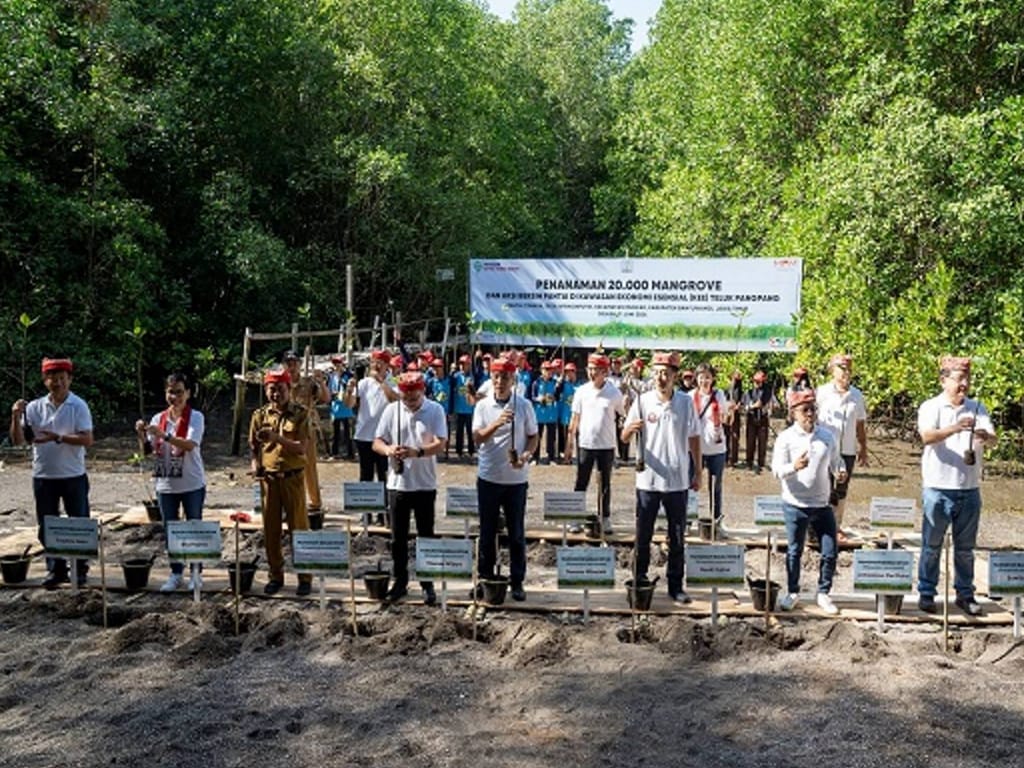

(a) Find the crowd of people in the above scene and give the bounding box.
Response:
[7,347,998,618]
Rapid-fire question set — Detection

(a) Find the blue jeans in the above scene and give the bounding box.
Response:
[477,479,527,585]
[34,474,90,577]
[782,502,837,595]
[159,487,206,575]
[702,452,726,522]
[635,490,688,592]
[918,487,981,599]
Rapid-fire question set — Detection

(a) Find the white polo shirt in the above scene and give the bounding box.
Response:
[626,390,701,492]
[771,423,841,508]
[918,394,994,490]
[355,376,392,442]
[816,383,867,456]
[146,409,206,494]
[25,392,92,479]
[473,394,538,485]
[691,388,728,457]
[375,398,448,491]
[571,380,624,450]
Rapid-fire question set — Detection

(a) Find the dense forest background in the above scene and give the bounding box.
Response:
[2,0,1023,441]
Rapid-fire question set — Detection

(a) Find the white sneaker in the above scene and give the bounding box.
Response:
[779,593,800,611]
[602,517,614,535]
[160,573,183,592]
[188,572,203,591]
[817,593,839,615]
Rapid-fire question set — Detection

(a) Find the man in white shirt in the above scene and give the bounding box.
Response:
[9,358,95,589]
[771,389,846,615]
[345,349,398,524]
[916,356,997,616]
[565,352,625,534]
[473,356,538,601]
[621,353,702,603]
[373,372,448,606]
[815,353,868,538]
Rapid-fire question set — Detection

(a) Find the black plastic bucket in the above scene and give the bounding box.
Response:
[307,510,324,531]
[227,562,258,594]
[877,594,903,615]
[698,518,714,540]
[481,575,509,606]
[625,579,656,611]
[122,559,153,591]
[748,578,780,611]
[0,555,30,584]
[583,515,600,539]
[363,571,390,601]
[144,501,162,522]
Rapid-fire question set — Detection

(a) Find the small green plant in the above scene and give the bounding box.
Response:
[18,312,39,400]
[125,319,147,417]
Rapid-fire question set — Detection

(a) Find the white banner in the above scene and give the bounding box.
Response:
[44,517,98,558]
[343,482,386,511]
[556,547,616,588]
[166,521,222,563]
[852,550,914,593]
[416,538,474,578]
[686,545,745,586]
[989,551,1024,597]
[469,257,802,351]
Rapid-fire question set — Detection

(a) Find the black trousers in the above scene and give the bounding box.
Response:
[389,490,436,588]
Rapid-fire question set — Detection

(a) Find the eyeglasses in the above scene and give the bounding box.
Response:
[798,405,817,414]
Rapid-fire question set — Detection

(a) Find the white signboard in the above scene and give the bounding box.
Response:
[754,496,786,527]
[44,517,98,558]
[343,482,386,511]
[445,487,479,518]
[869,498,917,529]
[685,545,746,587]
[556,547,615,588]
[166,521,222,562]
[292,530,349,574]
[543,491,588,521]
[989,551,1024,597]
[415,538,474,578]
[852,550,914,593]
[469,257,802,352]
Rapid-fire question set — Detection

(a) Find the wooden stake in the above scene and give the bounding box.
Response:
[99,521,108,630]
[943,529,951,653]
[234,520,241,637]
[348,522,357,635]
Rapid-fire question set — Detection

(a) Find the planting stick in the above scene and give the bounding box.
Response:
[583,587,590,625]
[562,522,567,548]
[877,593,885,634]
[1014,596,1021,640]
[234,520,240,637]
[764,531,772,629]
[711,586,719,627]
[318,575,327,612]
[99,522,108,629]
[630,547,638,642]
[471,538,480,641]
[943,529,951,653]
[347,522,357,635]
[192,563,201,605]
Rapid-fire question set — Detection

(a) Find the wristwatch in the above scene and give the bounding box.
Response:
[55,435,62,444]
[165,432,174,441]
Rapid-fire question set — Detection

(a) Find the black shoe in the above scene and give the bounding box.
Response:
[423,585,437,606]
[264,580,284,596]
[511,583,526,602]
[42,572,69,591]
[918,595,937,614]
[296,581,312,597]
[955,596,982,616]
[384,585,408,605]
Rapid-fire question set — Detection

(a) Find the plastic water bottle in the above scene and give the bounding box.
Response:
[252,482,263,520]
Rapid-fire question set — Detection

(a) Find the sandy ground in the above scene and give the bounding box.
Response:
[1,420,1024,768]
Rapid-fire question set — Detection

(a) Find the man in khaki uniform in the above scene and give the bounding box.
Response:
[249,368,314,596]
[283,350,329,514]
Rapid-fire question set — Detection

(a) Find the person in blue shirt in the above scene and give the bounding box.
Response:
[452,354,477,461]
[556,362,578,462]
[427,358,452,460]
[327,355,355,460]
[531,360,559,464]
